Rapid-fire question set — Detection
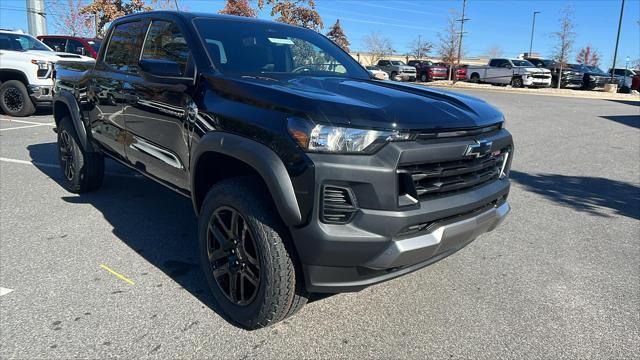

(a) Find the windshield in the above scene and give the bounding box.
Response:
[0,32,51,51]
[511,59,534,67]
[194,18,368,79]
[87,39,101,53]
[390,61,406,66]
[586,66,607,75]
[569,64,590,72]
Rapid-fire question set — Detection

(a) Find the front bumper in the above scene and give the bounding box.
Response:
[524,76,551,87]
[28,85,53,103]
[291,129,513,293]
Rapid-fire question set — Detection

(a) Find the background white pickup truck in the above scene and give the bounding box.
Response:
[467,58,551,88]
[0,30,94,117]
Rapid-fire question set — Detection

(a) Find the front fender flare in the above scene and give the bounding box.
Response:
[53,90,93,152]
[191,132,303,226]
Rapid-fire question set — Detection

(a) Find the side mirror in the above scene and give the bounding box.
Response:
[139,59,184,78]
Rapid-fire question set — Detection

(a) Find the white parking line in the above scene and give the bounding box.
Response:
[0,287,14,296]
[0,156,140,178]
[0,118,55,126]
[0,124,52,132]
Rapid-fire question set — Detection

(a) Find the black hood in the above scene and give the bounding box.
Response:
[206,75,503,131]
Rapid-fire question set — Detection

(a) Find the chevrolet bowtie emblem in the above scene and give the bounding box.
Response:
[464,140,493,158]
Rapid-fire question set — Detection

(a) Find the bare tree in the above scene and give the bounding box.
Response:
[486,45,503,59]
[438,10,462,79]
[409,35,433,60]
[219,0,257,17]
[50,0,94,37]
[362,32,394,65]
[551,6,576,88]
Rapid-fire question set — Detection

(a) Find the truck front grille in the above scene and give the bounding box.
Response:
[398,147,510,200]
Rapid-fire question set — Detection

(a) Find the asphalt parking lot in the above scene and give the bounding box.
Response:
[1,90,638,359]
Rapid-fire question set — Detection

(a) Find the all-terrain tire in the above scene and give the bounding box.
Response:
[0,80,35,117]
[56,116,104,193]
[198,177,308,329]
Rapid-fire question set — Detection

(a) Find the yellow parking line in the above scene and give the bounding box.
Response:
[99,264,135,285]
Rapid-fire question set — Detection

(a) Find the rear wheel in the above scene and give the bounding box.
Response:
[199,177,308,329]
[470,73,480,83]
[0,80,35,117]
[56,116,104,193]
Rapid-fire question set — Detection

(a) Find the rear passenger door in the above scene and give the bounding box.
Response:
[122,18,196,193]
[88,20,146,162]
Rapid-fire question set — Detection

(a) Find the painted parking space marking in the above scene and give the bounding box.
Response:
[0,157,141,178]
[0,287,15,296]
[100,264,135,285]
[0,118,56,126]
[0,123,54,132]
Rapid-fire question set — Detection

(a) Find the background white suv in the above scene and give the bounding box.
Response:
[0,30,94,117]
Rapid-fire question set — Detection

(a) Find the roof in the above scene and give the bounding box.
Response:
[115,10,289,27]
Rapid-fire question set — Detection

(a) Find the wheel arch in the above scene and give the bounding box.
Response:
[53,90,94,152]
[191,132,303,227]
[0,69,29,85]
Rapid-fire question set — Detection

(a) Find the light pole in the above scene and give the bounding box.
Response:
[528,11,541,57]
[610,0,625,83]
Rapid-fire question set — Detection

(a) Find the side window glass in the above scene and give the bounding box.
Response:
[43,38,66,52]
[104,21,145,73]
[67,39,85,54]
[141,20,191,76]
[489,59,498,67]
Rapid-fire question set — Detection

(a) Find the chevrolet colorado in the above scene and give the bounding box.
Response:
[53,12,513,329]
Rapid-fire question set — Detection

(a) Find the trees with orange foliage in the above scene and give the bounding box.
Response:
[576,46,601,67]
[219,0,257,17]
[326,19,349,52]
[257,0,323,31]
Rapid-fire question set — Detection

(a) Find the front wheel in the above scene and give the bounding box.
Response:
[0,80,35,117]
[420,73,428,82]
[56,117,104,193]
[199,177,308,329]
[511,76,524,88]
[390,71,398,81]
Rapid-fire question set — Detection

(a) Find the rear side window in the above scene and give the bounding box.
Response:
[104,21,145,73]
[141,20,191,75]
[66,39,85,55]
[42,37,66,51]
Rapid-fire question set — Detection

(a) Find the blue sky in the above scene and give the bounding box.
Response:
[1,0,639,68]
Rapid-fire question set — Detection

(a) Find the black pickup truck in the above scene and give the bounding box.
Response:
[53,11,513,329]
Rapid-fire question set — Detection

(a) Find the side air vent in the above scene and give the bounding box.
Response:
[321,186,358,224]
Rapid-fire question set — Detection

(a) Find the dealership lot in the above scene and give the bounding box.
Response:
[0,90,638,359]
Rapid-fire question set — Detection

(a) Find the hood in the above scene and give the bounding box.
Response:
[24,50,94,63]
[206,75,503,131]
[400,65,416,72]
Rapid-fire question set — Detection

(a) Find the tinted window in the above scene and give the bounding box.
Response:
[42,38,66,51]
[104,21,145,73]
[511,59,534,67]
[0,33,50,51]
[489,59,500,67]
[67,39,85,54]
[141,20,191,75]
[194,18,369,79]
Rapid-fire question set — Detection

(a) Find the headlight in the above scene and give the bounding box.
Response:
[31,59,51,70]
[287,117,410,154]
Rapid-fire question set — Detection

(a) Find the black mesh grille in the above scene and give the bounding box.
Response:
[398,148,509,200]
[321,186,357,224]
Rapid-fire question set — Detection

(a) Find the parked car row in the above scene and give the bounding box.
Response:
[0,29,95,117]
[366,55,639,93]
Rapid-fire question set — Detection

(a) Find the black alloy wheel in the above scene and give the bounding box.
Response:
[3,87,24,113]
[206,206,261,306]
[59,130,76,181]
